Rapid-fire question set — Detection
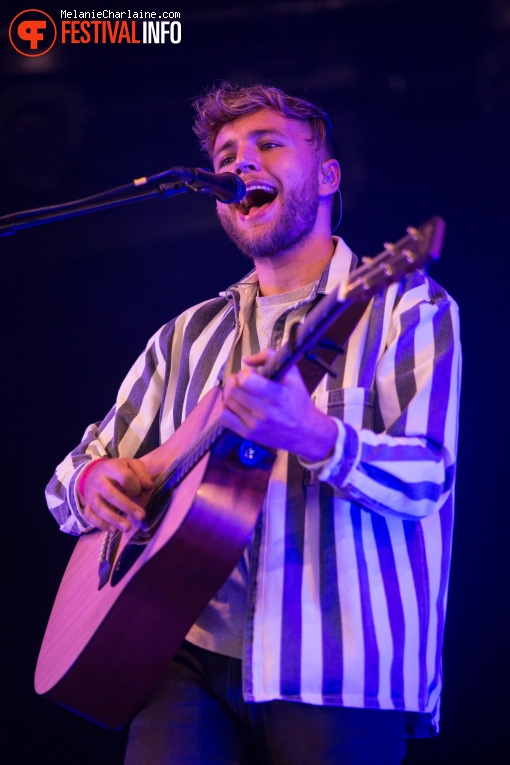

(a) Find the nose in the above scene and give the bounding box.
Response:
[234,147,260,175]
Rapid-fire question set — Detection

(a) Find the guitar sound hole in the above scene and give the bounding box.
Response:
[110,541,146,586]
[109,485,174,586]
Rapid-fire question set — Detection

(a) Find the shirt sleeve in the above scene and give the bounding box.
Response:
[45,321,174,535]
[318,273,462,521]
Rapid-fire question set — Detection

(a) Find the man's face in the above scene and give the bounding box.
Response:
[212,108,323,260]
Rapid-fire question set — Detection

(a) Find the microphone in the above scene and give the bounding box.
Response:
[164,167,246,204]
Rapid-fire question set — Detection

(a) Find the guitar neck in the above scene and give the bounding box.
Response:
[261,216,445,382]
[261,288,347,382]
[154,216,445,493]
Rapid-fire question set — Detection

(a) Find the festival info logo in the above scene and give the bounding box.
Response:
[9,9,57,57]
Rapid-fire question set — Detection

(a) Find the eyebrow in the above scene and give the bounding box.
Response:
[213,128,289,159]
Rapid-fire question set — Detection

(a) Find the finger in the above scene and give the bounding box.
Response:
[226,364,275,396]
[223,369,267,406]
[218,406,252,437]
[87,459,150,503]
[83,498,131,534]
[100,460,148,497]
[224,382,267,418]
[96,479,146,520]
[223,391,259,428]
[236,369,277,397]
[126,459,154,492]
[241,348,273,367]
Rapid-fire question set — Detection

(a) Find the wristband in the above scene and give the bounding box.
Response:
[77,458,105,499]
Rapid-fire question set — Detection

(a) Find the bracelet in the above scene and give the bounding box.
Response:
[77,458,105,499]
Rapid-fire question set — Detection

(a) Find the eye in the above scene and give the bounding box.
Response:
[218,155,235,168]
[260,141,279,151]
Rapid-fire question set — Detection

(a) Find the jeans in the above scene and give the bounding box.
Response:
[124,641,407,765]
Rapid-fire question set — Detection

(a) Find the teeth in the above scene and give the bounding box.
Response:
[239,183,278,214]
[245,183,278,195]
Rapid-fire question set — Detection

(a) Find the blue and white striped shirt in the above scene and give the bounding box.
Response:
[46,237,461,737]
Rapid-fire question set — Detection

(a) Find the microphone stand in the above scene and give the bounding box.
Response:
[0,169,211,237]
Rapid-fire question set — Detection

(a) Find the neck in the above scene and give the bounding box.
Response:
[254,231,336,297]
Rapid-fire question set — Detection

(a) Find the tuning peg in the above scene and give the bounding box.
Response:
[383,241,397,253]
[361,256,374,265]
[402,248,416,263]
[305,352,339,378]
[352,276,369,290]
[379,262,394,276]
[406,225,420,240]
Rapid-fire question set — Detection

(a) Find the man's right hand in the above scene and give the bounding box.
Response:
[78,458,154,533]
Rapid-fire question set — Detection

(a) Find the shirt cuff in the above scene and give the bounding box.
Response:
[298,417,346,480]
[68,460,99,533]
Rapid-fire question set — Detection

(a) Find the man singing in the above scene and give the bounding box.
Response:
[47,83,461,764]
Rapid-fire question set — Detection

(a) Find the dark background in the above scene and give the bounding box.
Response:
[1,0,509,761]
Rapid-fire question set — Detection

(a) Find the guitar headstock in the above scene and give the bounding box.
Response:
[342,215,446,302]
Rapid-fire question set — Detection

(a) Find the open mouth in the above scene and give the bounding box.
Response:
[237,183,278,216]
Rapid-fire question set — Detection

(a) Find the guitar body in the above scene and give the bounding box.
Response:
[35,387,275,729]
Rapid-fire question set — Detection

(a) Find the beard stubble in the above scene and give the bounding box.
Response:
[216,169,321,261]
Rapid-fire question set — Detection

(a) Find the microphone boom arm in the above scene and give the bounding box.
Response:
[0,167,244,237]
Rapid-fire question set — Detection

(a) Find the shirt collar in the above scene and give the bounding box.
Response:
[220,236,357,302]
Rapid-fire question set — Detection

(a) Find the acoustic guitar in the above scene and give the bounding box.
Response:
[35,217,445,729]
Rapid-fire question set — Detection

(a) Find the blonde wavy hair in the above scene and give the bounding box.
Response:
[192,82,333,160]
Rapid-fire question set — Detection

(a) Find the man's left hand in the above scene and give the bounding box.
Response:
[219,349,338,463]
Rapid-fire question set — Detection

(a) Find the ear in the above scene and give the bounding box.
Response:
[318,159,341,199]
